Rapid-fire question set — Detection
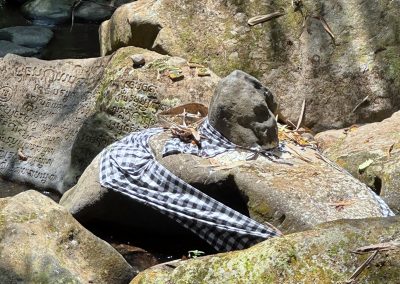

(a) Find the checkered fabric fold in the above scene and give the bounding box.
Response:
[99,118,394,252]
[99,119,280,252]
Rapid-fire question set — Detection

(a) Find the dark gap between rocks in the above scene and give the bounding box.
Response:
[373,176,382,196]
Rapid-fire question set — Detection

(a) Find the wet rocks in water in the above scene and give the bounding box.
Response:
[21,0,74,24]
[20,0,132,24]
[73,1,115,23]
[0,190,135,283]
[0,26,53,57]
[315,110,400,214]
[0,26,53,48]
[208,70,279,150]
[131,216,400,283]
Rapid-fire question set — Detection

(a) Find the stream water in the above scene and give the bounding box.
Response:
[0,0,100,59]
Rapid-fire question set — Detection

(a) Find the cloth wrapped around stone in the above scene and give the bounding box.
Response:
[99,118,281,252]
[99,118,394,251]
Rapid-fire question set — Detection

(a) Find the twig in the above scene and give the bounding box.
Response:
[345,251,378,283]
[314,152,345,173]
[313,16,335,44]
[286,119,297,129]
[352,95,369,113]
[387,143,395,157]
[296,99,306,130]
[351,240,400,255]
[248,11,286,26]
[286,143,312,163]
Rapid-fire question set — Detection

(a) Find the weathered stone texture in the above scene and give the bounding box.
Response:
[100,0,400,131]
[209,70,279,150]
[0,47,218,193]
[0,190,135,283]
[131,217,400,284]
[315,110,400,214]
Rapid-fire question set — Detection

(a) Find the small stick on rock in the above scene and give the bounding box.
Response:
[248,11,286,26]
[346,250,378,283]
[296,99,306,130]
[313,16,336,44]
[352,95,369,113]
[351,240,400,254]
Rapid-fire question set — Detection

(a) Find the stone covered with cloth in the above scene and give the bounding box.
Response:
[99,119,281,252]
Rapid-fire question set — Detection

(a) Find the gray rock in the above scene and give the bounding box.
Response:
[74,0,114,23]
[209,70,279,150]
[0,40,39,57]
[0,47,218,193]
[131,54,145,67]
[0,26,53,48]
[131,216,400,284]
[21,0,74,24]
[315,110,400,214]
[21,0,130,24]
[0,190,135,283]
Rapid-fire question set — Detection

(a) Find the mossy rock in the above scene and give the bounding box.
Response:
[131,217,400,284]
[0,190,135,283]
[315,110,400,214]
[100,0,400,131]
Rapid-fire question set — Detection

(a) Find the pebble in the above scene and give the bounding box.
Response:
[131,54,146,68]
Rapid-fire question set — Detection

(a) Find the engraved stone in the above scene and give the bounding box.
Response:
[0,47,219,193]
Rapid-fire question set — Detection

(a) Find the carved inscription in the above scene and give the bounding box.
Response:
[99,79,163,138]
[0,54,109,191]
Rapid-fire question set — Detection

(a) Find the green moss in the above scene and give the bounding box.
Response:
[13,212,37,223]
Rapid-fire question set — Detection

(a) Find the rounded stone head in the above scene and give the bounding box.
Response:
[208,70,279,150]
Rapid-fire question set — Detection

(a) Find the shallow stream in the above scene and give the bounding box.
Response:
[0,0,100,59]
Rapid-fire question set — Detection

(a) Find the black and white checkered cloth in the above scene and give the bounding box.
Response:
[99,118,394,252]
[99,119,280,252]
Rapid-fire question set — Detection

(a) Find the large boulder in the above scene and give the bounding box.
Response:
[100,0,400,132]
[60,130,392,235]
[0,190,135,283]
[131,216,400,283]
[0,47,218,193]
[209,70,279,150]
[315,110,400,214]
